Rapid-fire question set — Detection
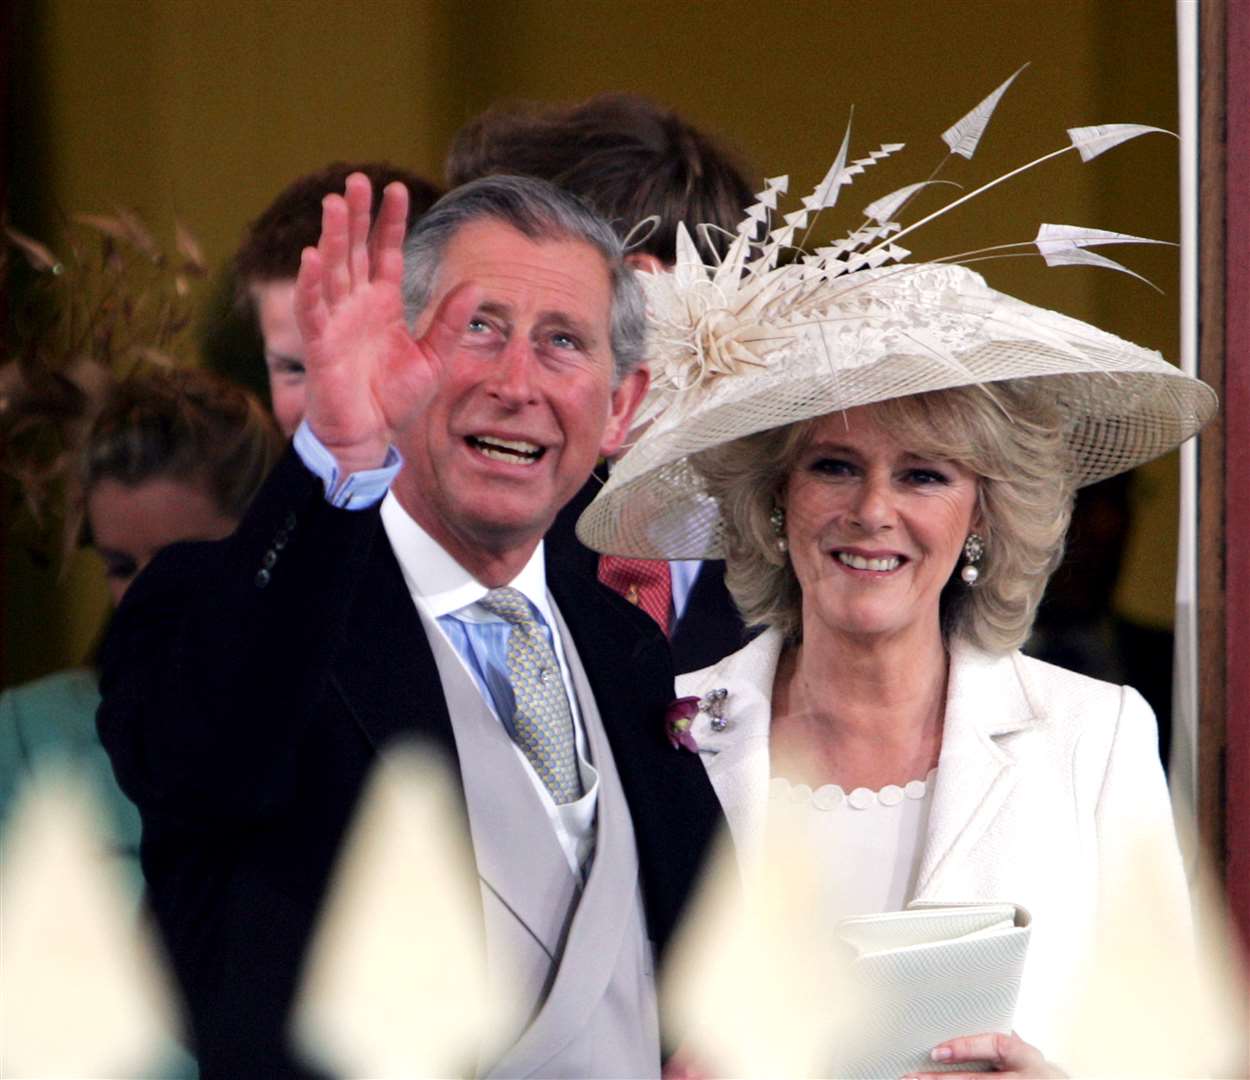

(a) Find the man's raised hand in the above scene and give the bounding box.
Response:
[293,173,469,474]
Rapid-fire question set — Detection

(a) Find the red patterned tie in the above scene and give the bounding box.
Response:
[597,556,673,636]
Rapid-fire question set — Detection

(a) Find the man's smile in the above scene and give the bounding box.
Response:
[466,434,547,465]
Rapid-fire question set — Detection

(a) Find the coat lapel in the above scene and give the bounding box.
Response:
[497,608,643,1075]
[547,557,724,964]
[680,630,784,871]
[415,602,579,961]
[328,533,459,759]
[912,644,1035,899]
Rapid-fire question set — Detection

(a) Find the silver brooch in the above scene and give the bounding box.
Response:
[700,688,730,732]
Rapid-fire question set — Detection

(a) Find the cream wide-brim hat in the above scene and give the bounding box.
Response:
[576,262,1217,560]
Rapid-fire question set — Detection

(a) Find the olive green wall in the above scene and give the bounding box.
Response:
[3,0,1182,685]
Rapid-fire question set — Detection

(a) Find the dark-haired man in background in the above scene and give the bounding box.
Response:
[209,161,443,436]
[447,95,756,673]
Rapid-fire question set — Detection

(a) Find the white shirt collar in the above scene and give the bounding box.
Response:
[379,490,554,625]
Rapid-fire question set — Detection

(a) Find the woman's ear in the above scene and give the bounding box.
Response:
[624,252,666,275]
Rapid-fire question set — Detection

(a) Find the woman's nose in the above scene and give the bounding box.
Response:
[848,475,895,531]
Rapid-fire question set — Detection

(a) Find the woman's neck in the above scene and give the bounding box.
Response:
[770,620,949,791]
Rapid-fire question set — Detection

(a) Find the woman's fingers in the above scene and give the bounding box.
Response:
[903,1030,1064,1079]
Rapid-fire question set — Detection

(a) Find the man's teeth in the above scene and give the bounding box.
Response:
[471,436,543,463]
[837,552,900,572]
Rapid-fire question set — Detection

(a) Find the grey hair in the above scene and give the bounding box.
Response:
[692,381,1077,654]
[401,174,646,382]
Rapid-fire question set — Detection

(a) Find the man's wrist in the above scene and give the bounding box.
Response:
[293,422,403,509]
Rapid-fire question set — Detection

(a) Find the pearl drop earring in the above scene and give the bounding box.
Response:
[961,533,985,585]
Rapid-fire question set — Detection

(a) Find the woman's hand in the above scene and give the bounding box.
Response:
[903,1031,1065,1078]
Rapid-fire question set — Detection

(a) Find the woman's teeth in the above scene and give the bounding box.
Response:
[837,552,900,572]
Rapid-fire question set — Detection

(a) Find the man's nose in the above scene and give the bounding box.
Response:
[488,337,540,406]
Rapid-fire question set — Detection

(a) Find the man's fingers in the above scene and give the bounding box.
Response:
[318,194,351,306]
[344,173,373,290]
[413,282,482,369]
[368,181,410,289]
[293,247,328,347]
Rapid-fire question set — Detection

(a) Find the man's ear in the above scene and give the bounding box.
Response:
[599,366,651,459]
[624,252,666,275]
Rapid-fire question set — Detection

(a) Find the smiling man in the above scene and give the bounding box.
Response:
[98,174,725,1078]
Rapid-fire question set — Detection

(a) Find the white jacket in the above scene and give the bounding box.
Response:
[677,628,1192,1055]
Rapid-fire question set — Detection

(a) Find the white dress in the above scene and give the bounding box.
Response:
[767,771,936,918]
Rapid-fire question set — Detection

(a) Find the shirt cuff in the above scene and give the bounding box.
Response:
[293,420,403,509]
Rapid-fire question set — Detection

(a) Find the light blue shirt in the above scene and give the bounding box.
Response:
[293,420,402,509]
[438,605,561,743]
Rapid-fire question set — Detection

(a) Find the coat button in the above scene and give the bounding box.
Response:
[273,530,288,550]
[255,569,271,588]
[262,549,278,569]
[284,512,297,531]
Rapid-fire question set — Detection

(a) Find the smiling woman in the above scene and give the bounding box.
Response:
[695,380,1071,651]
[575,139,1216,1069]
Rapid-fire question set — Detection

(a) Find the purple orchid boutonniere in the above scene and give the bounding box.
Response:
[665,696,701,753]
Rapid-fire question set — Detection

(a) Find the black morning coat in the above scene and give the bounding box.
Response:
[98,448,726,1078]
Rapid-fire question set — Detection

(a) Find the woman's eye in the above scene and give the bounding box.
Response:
[811,457,853,476]
[906,468,949,485]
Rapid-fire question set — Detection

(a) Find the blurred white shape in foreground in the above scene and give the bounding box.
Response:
[292,742,520,1077]
[1056,818,1247,1077]
[661,821,876,1078]
[0,765,181,1077]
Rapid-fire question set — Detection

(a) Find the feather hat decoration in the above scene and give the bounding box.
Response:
[577,71,1216,561]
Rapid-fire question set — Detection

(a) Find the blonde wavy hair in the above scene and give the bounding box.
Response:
[690,381,1077,653]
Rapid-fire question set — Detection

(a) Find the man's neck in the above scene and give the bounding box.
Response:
[392,485,542,588]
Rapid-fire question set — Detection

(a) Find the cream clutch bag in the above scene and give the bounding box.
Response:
[829,901,1031,1078]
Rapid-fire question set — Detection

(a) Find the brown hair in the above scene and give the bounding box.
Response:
[233,161,443,292]
[445,94,754,264]
[83,367,283,527]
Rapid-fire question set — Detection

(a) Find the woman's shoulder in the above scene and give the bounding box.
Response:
[676,626,785,699]
[955,644,1159,763]
[1006,648,1149,717]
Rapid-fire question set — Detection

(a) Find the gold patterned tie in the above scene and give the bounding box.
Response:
[477,587,583,804]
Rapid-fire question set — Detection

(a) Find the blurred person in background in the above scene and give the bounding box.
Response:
[0,367,281,886]
[203,161,443,435]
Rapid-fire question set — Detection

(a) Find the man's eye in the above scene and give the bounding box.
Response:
[467,317,490,333]
[550,332,580,351]
[102,557,138,580]
[267,358,306,377]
